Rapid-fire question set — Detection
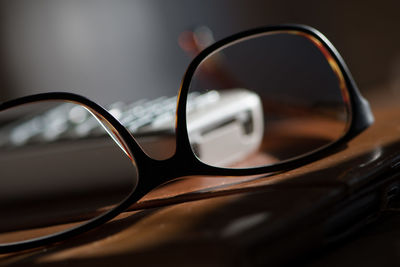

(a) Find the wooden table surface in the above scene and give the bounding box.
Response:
[1,88,400,266]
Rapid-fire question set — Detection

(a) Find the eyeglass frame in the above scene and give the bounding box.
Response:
[0,24,374,253]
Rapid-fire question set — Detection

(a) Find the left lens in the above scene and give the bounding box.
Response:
[0,100,137,244]
[185,30,351,168]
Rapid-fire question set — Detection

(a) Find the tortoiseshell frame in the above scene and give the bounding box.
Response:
[0,24,374,253]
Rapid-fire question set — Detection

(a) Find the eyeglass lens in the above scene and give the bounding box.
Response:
[0,101,138,244]
[186,31,350,168]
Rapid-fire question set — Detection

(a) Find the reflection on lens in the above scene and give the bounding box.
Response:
[0,101,137,244]
[187,31,350,168]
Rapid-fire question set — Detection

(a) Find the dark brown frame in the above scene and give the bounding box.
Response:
[0,24,374,253]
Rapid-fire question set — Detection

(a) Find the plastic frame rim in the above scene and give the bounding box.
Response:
[175,23,374,176]
[0,24,374,253]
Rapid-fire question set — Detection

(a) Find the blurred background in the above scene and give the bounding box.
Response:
[0,0,399,105]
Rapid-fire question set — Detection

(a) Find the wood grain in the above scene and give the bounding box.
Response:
[1,92,400,266]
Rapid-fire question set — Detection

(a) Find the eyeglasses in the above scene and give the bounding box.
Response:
[0,24,373,253]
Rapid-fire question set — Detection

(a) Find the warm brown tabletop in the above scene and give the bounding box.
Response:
[1,88,400,266]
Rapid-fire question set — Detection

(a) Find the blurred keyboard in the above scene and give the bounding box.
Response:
[1,91,213,146]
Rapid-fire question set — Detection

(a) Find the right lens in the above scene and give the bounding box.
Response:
[0,100,138,244]
[186,31,350,168]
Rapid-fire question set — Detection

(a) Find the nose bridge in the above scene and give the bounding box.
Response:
[135,155,184,193]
